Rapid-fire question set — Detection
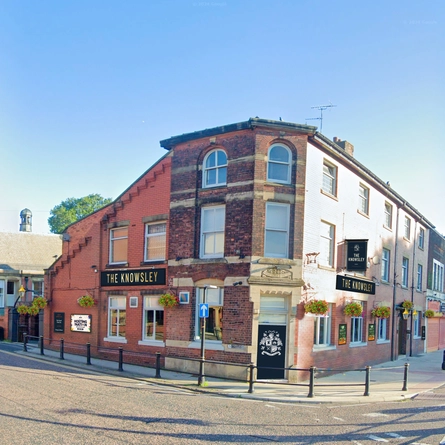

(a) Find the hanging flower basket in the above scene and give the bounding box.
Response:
[17,304,29,315]
[424,309,435,318]
[344,302,363,317]
[371,306,391,319]
[304,299,329,316]
[28,305,40,316]
[159,292,179,308]
[402,300,413,310]
[77,295,96,308]
[32,296,48,309]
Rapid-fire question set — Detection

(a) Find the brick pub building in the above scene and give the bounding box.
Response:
[45,118,438,380]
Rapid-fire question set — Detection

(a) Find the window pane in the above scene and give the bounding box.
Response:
[265,231,287,256]
[206,168,216,185]
[112,238,128,262]
[266,204,288,230]
[218,166,227,184]
[206,152,216,168]
[217,150,227,165]
[268,163,288,182]
[270,146,289,162]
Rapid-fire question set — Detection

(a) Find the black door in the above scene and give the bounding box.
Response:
[256,324,286,380]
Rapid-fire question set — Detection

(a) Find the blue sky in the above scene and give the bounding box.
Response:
[1,0,444,234]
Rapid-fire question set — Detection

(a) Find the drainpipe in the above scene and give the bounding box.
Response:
[391,206,400,361]
[409,220,417,357]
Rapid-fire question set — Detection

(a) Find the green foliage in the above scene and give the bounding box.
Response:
[304,299,329,315]
[16,297,48,316]
[402,300,413,310]
[158,293,179,308]
[344,302,363,317]
[48,194,112,234]
[371,306,391,318]
[424,309,435,318]
[77,295,95,308]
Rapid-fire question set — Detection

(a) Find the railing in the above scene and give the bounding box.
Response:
[21,335,410,398]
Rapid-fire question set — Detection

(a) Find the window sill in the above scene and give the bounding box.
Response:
[317,264,335,272]
[349,341,367,348]
[376,339,390,345]
[357,209,370,219]
[188,340,224,351]
[383,225,392,232]
[320,189,338,201]
[138,340,165,347]
[103,337,127,344]
[140,260,166,266]
[312,344,336,352]
[194,257,228,264]
[403,237,411,243]
[105,263,129,269]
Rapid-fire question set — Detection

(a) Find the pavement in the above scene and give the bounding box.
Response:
[17,344,445,404]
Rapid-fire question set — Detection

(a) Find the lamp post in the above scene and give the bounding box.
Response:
[198,285,217,386]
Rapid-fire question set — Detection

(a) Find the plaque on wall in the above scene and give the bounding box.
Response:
[54,312,65,333]
[338,323,347,345]
[70,314,92,333]
[368,323,375,341]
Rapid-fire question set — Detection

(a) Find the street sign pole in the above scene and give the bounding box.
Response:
[198,285,216,386]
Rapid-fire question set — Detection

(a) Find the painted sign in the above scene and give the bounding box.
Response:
[70,314,92,333]
[101,269,166,286]
[257,325,286,379]
[336,275,375,295]
[346,240,368,271]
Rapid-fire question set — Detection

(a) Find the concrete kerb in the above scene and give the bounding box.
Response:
[17,345,445,404]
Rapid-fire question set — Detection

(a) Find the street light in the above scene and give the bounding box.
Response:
[198,285,217,386]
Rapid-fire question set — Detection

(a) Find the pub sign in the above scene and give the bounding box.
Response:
[101,268,166,287]
[336,275,375,295]
[347,240,368,271]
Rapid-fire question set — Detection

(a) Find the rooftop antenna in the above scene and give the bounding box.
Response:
[306,102,337,132]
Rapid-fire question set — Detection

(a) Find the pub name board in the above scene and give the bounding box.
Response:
[347,239,368,271]
[101,268,166,286]
[336,275,375,295]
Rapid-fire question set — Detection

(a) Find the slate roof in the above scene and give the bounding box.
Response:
[0,232,63,273]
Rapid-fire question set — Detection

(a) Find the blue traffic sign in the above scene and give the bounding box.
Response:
[199,303,209,318]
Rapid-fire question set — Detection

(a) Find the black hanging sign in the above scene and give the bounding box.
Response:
[347,240,368,271]
[336,275,375,295]
[54,312,65,333]
[101,268,166,286]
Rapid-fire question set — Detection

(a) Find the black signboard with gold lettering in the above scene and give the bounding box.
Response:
[101,269,166,286]
[54,312,65,333]
[336,275,375,295]
[347,240,368,271]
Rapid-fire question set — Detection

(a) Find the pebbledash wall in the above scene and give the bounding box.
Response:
[45,118,440,380]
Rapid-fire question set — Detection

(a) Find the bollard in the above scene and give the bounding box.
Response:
[248,363,255,394]
[23,333,28,352]
[364,366,371,396]
[86,343,91,365]
[402,363,409,391]
[39,336,44,355]
[442,350,445,370]
[60,339,64,360]
[308,366,316,398]
[155,352,161,378]
[118,347,123,372]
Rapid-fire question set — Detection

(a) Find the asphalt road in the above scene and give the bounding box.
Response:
[0,343,444,444]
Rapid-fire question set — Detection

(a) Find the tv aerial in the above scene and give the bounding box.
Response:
[306,103,337,132]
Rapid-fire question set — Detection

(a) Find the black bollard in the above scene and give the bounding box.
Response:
[442,350,445,370]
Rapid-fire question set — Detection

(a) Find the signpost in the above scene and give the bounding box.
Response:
[198,286,216,386]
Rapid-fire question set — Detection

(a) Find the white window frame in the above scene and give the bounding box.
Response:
[107,297,127,341]
[413,313,421,338]
[381,248,390,282]
[195,287,224,342]
[32,281,44,299]
[384,202,392,229]
[417,264,423,292]
[322,161,337,196]
[203,149,227,188]
[267,144,291,184]
[401,257,409,288]
[264,202,290,258]
[377,318,388,342]
[433,260,444,292]
[200,205,225,259]
[109,227,128,264]
[418,228,425,249]
[314,304,332,346]
[144,222,166,262]
[358,184,369,215]
[142,296,164,343]
[0,280,4,308]
[350,301,364,344]
[319,221,335,267]
[404,216,411,240]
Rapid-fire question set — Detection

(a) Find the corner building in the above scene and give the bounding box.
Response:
[161,118,432,381]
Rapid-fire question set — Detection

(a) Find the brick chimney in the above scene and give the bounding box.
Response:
[333,137,354,157]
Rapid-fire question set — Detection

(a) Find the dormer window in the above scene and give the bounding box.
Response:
[267,144,291,184]
[203,149,227,188]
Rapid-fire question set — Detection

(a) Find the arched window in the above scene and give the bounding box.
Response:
[203,149,227,188]
[267,144,291,184]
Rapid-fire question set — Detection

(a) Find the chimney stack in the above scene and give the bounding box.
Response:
[333,137,354,157]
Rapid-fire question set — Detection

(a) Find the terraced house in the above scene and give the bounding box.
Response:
[44,118,444,380]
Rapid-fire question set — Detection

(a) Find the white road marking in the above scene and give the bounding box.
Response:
[363,412,389,417]
[385,432,405,438]
[368,435,389,442]
[333,417,345,421]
